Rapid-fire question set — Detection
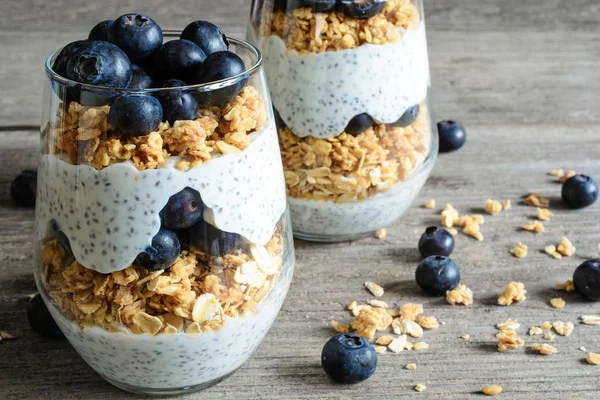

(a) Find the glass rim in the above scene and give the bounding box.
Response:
[44,32,263,94]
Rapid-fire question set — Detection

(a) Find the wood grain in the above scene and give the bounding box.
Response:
[1,1,600,399]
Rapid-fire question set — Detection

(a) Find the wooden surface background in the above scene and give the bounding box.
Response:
[1,0,600,398]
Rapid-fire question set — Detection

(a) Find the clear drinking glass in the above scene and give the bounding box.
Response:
[34,33,294,395]
[248,0,437,241]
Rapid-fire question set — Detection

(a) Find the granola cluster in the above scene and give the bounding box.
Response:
[45,86,267,171]
[280,105,430,203]
[270,0,419,53]
[39,231,283,336]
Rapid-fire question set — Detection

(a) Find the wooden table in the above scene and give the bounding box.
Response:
[1,1,599,398]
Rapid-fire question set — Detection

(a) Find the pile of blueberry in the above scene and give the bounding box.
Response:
[275,0,388,19]
[416,227,460,296]
[52,14,247,137]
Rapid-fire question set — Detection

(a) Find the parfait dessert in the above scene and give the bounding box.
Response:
[35,14,293,395]
[249,0,437,241]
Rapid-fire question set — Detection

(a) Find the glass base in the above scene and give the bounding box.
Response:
[293,230,375,243]
[101,369,237,396]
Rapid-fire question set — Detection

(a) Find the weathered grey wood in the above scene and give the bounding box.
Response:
[1,1,600,399]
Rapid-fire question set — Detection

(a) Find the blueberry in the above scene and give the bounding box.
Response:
[108,95,163,136]
[437,120,467,152]
[88,20,114,41]
[562,174,598,209]
[336,0,387,19]
[415,255,460,296]
[187,219,243,257]
[418,227,454,258]
[162,79,187,88]
[135,229,181,271]
[66,41,132,88]
[161,187,204,230]
[193,51,247,107]
[391,104,420,128]
[153,39,206,81]
[344,113,373,135]
[181,21,229,56]
[51,219,72,254]
[157,87,199,124]
[277,0,336,13]
[128,64,154,89]
[321,333,377,384]
[11,169,37,207]
[573,259,600,301]
[27,294,63,339]
[108,14,163,63]
[52,40,88,78]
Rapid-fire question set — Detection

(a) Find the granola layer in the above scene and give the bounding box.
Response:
[270,0,419,53]
[46,86,267,171]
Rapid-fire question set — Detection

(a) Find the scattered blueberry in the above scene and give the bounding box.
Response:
[573,260,600,301]
[415,255,460,296]
[27,294,63,339]
[336,0,387,19]
[135,229,181,271]
[108,13,163,63]
[108,95,163,136]
[187,219,243,257]
[193,51,247,106]
[161,187,204,230]
[10,169,37,207]
[66,41,132,88]
[51,219,72,254]
[52,40,88,78]
[391,104,420,128]
[88,20,114,41]
[321,333,377,384]
[157,86,200,124]
[418,226,454,258]
[562,174,598,209]
[181,20,229,56]
[128,64,154,89]
[437,120,467,152]
[153,39,207,81]
[345,113,373,135]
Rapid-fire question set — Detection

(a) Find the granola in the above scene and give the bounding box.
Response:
[510,242,528,258]
[485,199,503,216]
[482,385,503,396]
[497,329,524,352]
[523,221,544,233]
[555,280,576,292]
[556,237,576,257]
[446,284,473,306]
[531,343,557,355]
[586,352,600,365]
[424,199,436,209]
[524,192,550,208]
[549,298,566,309]
[552,321,574,337]
[498,282,527,306]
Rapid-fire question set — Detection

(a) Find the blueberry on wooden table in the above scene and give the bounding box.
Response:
[10,169,37,207]
[573,260,600,301]
[108,13,163,64]
[415,255,460,296]
[65,41,132,88]
[336,0,387,19]
[437,120,467,152]
[135,229,181,271]
[152,39,207,82]
[418,226,454,258]
[344,113,373,135]
[160,187,205,230]
[562,174,598,209]
[88,19,114,41]
[128,64,154,89]
[321,333,377,384]
[391,104,420,128]
[27,294,63,339]
[108,94,163,136]
[181,20,230,56]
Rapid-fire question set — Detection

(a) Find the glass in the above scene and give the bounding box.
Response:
[248,0,437,241]
[34,33,294,395]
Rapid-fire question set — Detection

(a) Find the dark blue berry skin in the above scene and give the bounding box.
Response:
[181,20,229,56]
[11,169,37,207]
[336,0,387,19]
[135,229,181,271]
[153,40,206,81]
[438,120,467,152]
[162,79,187,88]
[345,113,373,135]
[128,64,154,89]
[415,255,460,296]
[157,88,199,124]
[276,0,336,13]
[321,333,377,384]
[573,260,600,301]
[418,227,454,258]
[51,219,72,255]
[562,174,598,209]
[193,51,247,107]
[88,20,114,41]
[187,219,243,257]
[160,187,204,230]
[27,294,64,339]
[108,14,163,64]
[52,40,89,78]
[65,41,132,88]
[108,95,163,137]
[391,104,420,128]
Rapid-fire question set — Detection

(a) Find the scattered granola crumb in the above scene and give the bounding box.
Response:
[331,320,350,333]
[524,192,550,208]
[446,284,474,306]
[414,383,426,392]
[416,315,439,330]
[544,245,562,259]
[523,221,545,233]
[580,347,587,352]
[441,203,460,228]
[375,335,395,346]
[374,345,387,354]
[541,321,553,330]
[550,298,566,309]
[485,199,503,215]
[388,335,408,353]
[498,282,527,306]
[544,332,554,341]
[502,200,512,210]
[482,385,503,396]
[581,315,600,325]
[537,207,553,221]
[351,307,392,340]
[412,341,429,351]
[374,228,387,239]
[556,237,576,257]
[445,227,458,236]
[529,327,543,336]
[550,169,564,177]
[0,331,18,342]
[425,199,436,209]
[586,352,600,365]
[553,321,574,337]
[399,303,423,321]
[496,319,520,331]
[406,363,417,370]
[559,170,576,183]
[461,334,471,340]
[347,301,358,311]
[497,329,525,352]
[531,343,558,355]
[365,281,384,297]
[510,242,528,258]
[463,221,484,241]
[368,299,389,309]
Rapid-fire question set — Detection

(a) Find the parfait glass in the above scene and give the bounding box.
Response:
[249,0,437,241]
[34,33,294,395]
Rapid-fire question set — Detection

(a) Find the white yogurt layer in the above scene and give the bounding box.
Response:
[35,122,287,274]
[262,23,430,138]
[289,158,434,237]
